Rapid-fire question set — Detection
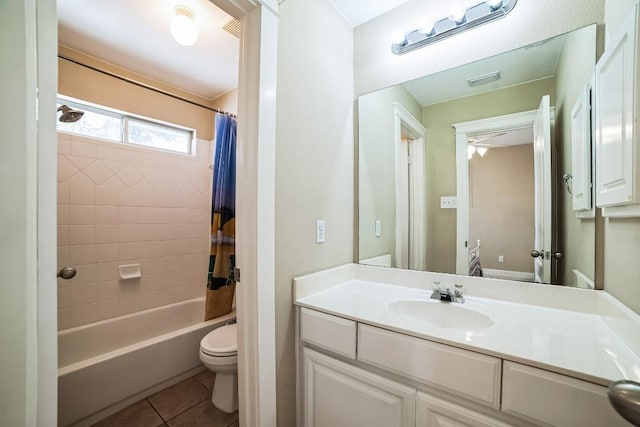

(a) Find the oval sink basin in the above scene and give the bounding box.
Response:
[388,299,493,331]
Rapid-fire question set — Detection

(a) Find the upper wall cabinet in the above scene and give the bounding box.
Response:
[571,81,594,213]
[594,3,640,207]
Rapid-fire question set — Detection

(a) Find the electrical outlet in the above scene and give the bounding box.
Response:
[316,220,325,243]
[375,220,382,237]
[498,255,504,263]
[440,196,457,209]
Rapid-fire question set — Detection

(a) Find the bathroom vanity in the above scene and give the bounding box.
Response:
[294,264,640,427]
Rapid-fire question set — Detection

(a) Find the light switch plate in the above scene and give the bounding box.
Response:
[316,220,325,243]
[440,196,457,209]
[375,220,382,237]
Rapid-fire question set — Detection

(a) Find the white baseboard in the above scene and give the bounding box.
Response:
[572,269,595,289]
[483,268,534,282]
[359,254,392,268]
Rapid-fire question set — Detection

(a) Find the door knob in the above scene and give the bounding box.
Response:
[552,252,563,259]
[530,250,543,258]
[57,267,77,280]
[609,380,640,425]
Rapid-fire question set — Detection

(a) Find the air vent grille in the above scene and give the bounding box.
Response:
[222,18,240,39]
[467,71,501,87]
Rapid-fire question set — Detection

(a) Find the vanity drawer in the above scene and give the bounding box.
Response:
[357,324,501,408]
[502,362,630,426]
[300,308,356,359]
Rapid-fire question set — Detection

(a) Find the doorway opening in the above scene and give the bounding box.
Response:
[454,96,555,283]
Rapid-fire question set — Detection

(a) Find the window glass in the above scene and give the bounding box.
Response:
[56,98,195,155]
[56,105,121,142]
[126,118,192,154]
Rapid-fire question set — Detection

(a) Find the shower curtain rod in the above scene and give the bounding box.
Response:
[58,55,237,118]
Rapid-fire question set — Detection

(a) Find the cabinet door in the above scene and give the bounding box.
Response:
[416,392,513,427]
[302,348,416,427]
[571,83,592,212]
[502,362,631,427]
[595,4,638,207]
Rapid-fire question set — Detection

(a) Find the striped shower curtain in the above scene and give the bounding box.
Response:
[205,113,237,320]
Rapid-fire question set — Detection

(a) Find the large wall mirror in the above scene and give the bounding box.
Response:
[358,24,599,288]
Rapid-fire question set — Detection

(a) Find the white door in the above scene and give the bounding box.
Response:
[533,95,552,283]
[302,348,416,427]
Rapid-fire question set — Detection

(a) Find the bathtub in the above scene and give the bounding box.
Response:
[58,297,235,426]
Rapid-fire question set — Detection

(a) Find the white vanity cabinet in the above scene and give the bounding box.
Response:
[298,307,631,427]
[501,362,629,427]
[302,348,416,427]
[594,3,640,207]
[415,393,513,427]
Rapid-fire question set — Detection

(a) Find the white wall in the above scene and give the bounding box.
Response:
[604,0,637,43]
[275,0,354,425]
[553,25,598,286]
[354,0,605,96]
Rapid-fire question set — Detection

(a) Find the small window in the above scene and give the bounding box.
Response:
[56,97,195,155]
[126,117,192,154]
[56,103,121,142]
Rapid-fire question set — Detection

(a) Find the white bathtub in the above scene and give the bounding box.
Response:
[58,297,235,426]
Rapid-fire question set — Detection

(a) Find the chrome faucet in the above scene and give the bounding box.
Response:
[430,282,464,303]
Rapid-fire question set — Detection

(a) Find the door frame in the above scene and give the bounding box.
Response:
[232,2,279,426]
[24,0,280,425]
[393,102,427,270]
[453,109,546,276]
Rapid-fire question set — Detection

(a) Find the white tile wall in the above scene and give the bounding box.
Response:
[57,133,213,330]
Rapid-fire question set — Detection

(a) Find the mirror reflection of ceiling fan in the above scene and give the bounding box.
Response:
[467,132,507,158]
[467,127,534,161]
[468,132,508,148]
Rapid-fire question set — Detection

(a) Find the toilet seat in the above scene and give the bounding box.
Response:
[200,323,237,357]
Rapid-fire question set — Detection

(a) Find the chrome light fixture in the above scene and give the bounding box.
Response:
[391,0,517,55]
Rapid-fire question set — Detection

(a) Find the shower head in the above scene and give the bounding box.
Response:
[57,105,84,123]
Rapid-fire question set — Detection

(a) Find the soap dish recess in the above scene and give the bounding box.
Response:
[119,264,141,280]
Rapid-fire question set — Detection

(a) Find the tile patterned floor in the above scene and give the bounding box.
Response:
[92,370,238,427]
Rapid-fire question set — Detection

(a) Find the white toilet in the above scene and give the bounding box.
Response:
[199,323,238,413]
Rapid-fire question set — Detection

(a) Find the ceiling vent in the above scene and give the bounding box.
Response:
[222,17,241,39]
[467,71,501,87]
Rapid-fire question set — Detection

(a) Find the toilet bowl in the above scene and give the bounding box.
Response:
[199,323,238,413]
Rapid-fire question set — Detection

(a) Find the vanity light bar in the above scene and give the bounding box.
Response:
[391,0,518,55]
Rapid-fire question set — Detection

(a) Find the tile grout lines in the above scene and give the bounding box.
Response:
[147,376,211,425]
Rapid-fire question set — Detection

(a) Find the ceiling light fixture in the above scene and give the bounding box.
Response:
[171,6,198,47]
[391,0,517,55]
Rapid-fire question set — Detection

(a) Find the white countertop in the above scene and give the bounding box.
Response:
[294,265,640,387]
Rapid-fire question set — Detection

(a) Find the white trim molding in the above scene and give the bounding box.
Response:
[483,268,535,282]
[393,102,427,270]
[452,108,555,276]
[235,3,279,427]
